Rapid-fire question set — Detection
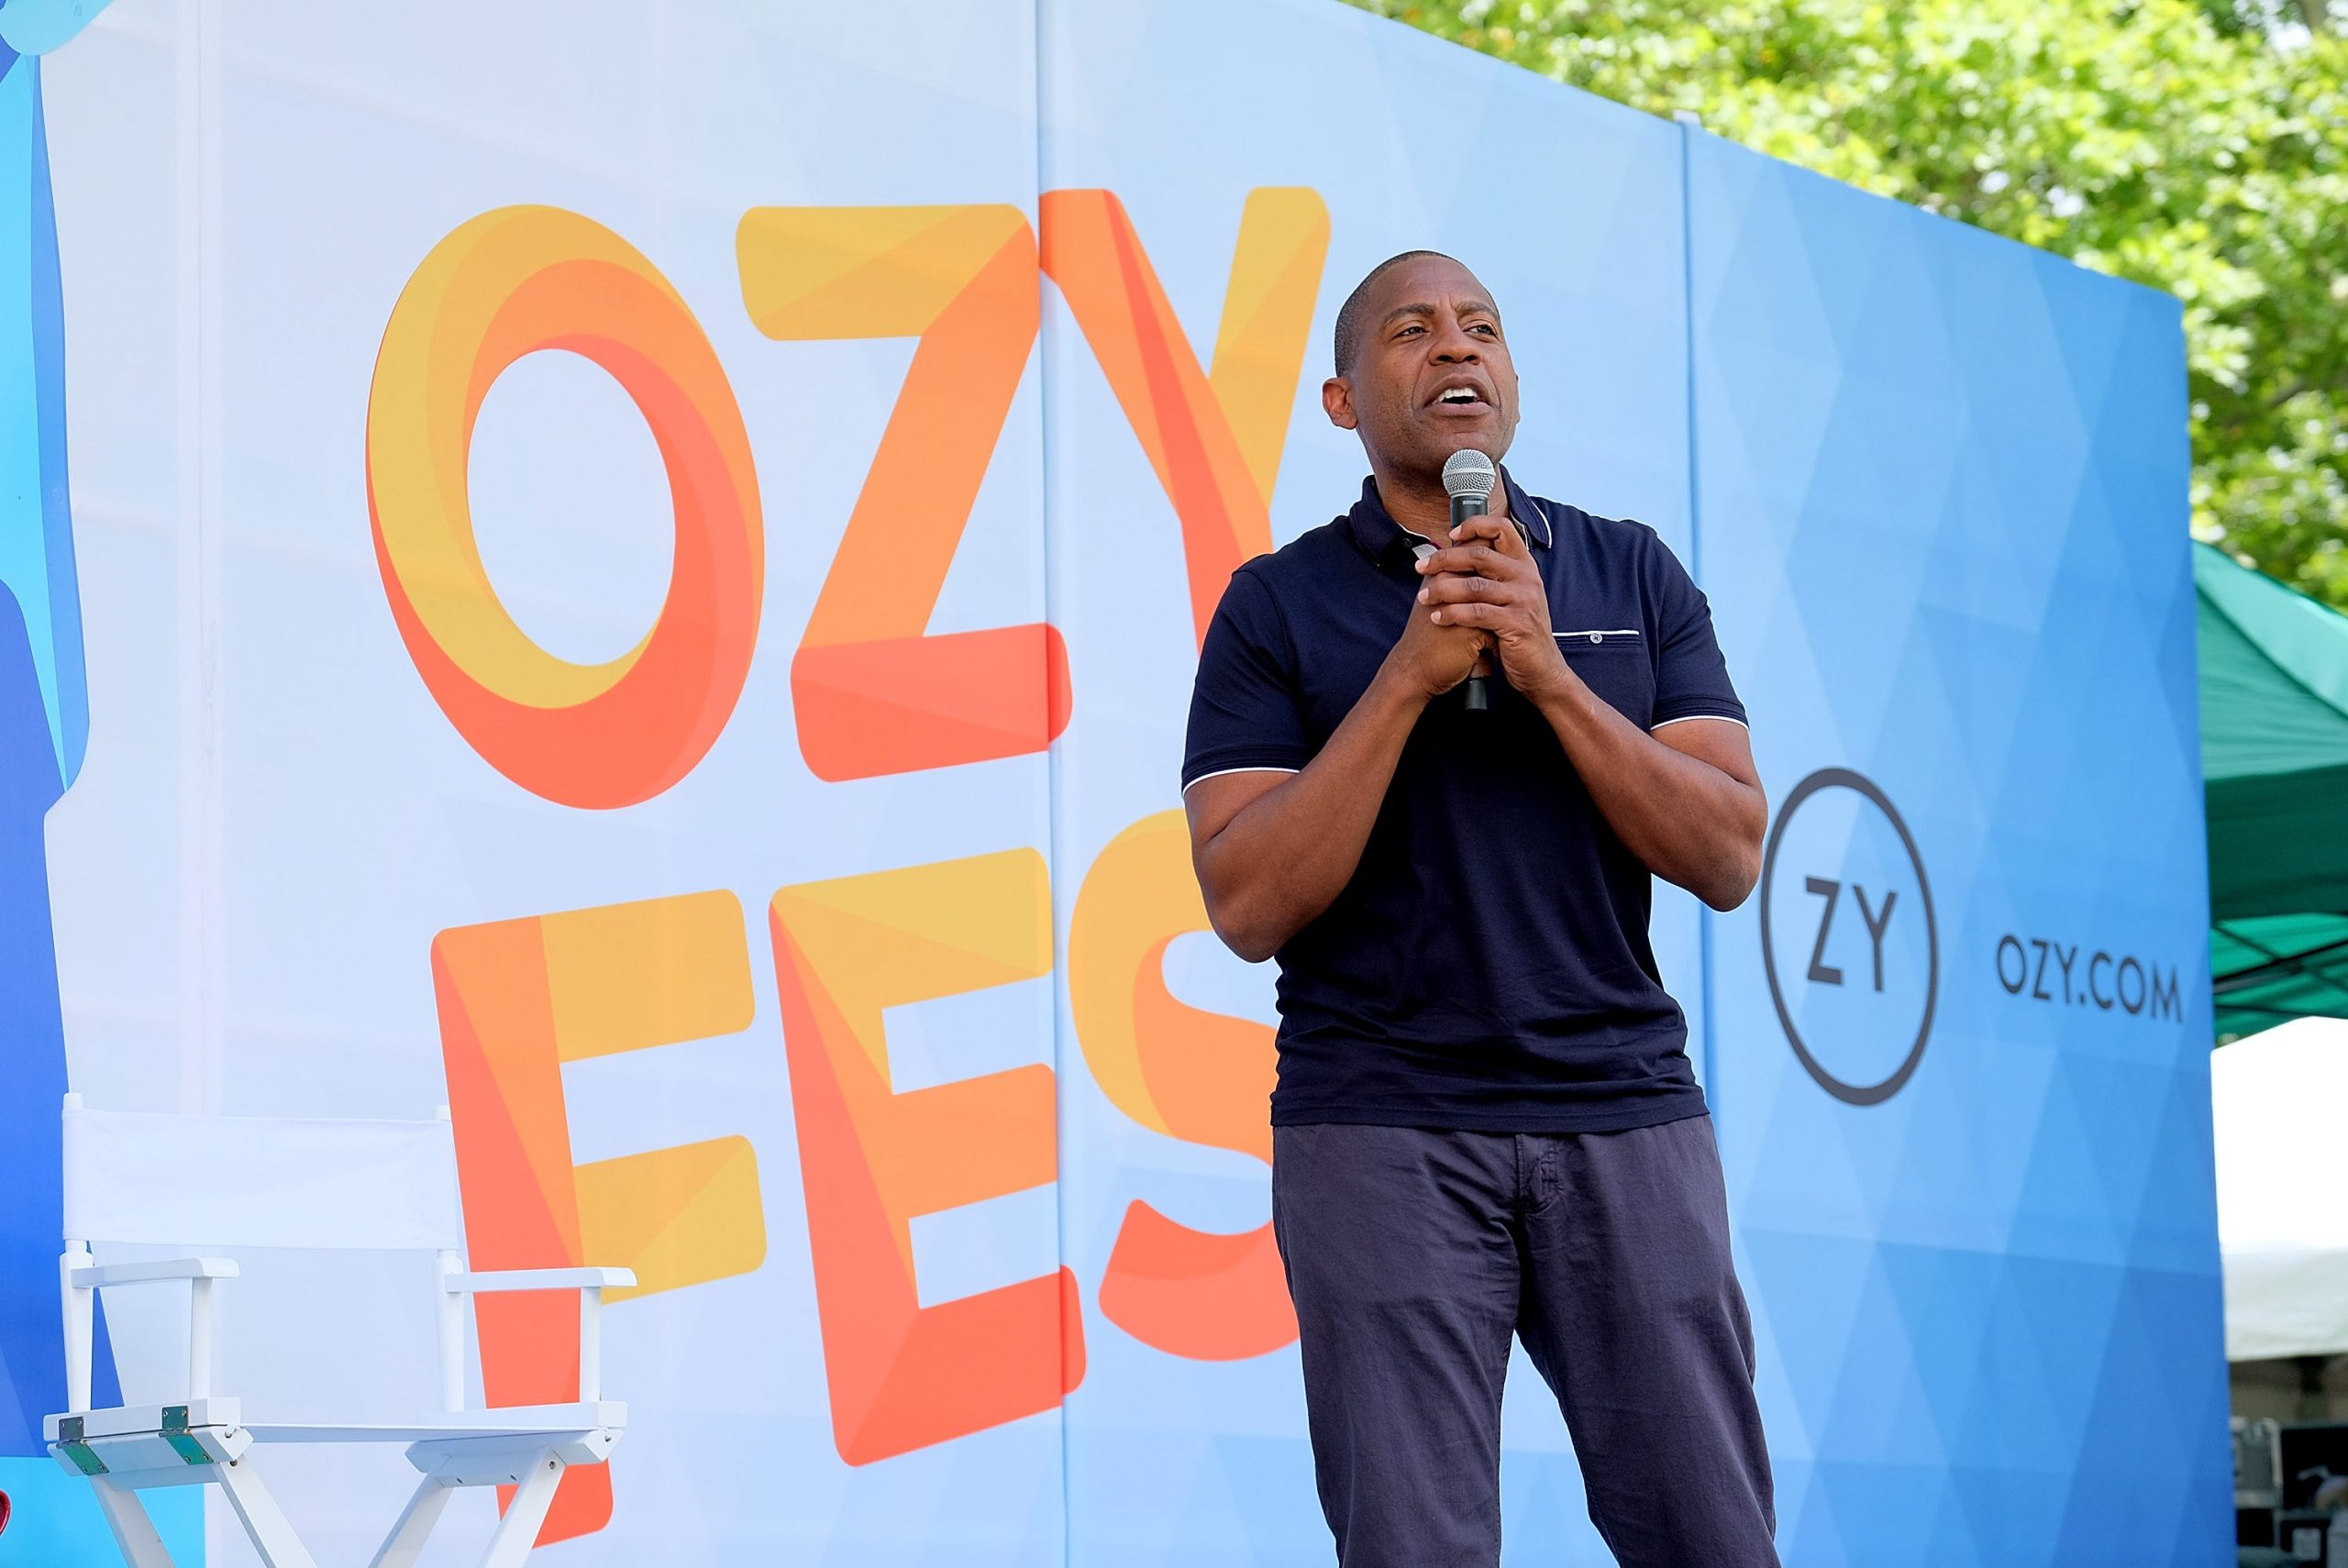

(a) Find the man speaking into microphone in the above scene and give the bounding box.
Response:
[1182,251,1778,1567]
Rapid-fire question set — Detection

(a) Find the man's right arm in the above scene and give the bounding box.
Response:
[1185,588,1482,963]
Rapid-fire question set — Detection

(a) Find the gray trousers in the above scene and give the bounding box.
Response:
[1270,1116,1778,1567]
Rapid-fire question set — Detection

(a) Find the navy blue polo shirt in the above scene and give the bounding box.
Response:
[1182,469,1747,1133]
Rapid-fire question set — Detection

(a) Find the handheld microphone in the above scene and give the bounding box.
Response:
[1442,449,1499,712]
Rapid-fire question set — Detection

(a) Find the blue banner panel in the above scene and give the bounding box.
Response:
[5,2,2224,1562]
[1038,2,1695,1561]
[1689,131,2229,1566]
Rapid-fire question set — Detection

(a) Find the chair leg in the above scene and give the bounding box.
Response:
[215,1454,321,1568]
[477,1449,563,1568]
[369,1473,457,1568]
[89,1476,177,1568]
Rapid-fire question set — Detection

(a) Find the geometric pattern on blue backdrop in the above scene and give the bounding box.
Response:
[1688,127,2231,1567]
[0,4,2232,1560]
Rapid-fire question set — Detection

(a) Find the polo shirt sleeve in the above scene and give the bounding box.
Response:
[1645,534,1748,730]
[1182,568,1311,790]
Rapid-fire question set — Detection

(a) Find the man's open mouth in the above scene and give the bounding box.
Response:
[1429,381,1489,412]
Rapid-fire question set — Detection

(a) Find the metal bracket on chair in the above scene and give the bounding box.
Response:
[160,1406,212,1466]
[54,1416,108,1476]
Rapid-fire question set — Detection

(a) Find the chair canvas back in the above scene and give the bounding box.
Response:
[61,1097,465,1255]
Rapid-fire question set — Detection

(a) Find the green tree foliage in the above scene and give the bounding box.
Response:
[1350,0,2348,604]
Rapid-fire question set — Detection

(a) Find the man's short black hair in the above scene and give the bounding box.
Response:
[1332,249,1460,377]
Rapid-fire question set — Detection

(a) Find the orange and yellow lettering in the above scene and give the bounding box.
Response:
[737,205,1067,780]
[1039,188,1328,646]
[1069,812,1293,1360]
[434,890,764,1541]
[368,206,763,808]
[768,850,1082,1463]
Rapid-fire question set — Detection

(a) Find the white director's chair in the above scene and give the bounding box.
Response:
[44,1094,633,1568]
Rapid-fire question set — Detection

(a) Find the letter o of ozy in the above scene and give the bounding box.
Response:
[367,205,763,808]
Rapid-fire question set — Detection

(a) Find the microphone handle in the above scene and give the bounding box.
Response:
[1453,492,1490,712]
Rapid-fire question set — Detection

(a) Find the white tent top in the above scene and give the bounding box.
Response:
[2216,1016,2348,1362]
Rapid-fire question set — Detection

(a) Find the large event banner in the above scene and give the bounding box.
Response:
[1036,3,1700,1562]
[27,2,1069,1563]
[0,1,2223,1565]
[1690,138,2229,1562]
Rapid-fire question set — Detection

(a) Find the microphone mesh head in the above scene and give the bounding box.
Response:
[1442,448,1498,501]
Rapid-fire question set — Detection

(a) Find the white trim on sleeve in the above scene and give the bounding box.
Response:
[1650,713,1750,733]
[1180,765,1303,793]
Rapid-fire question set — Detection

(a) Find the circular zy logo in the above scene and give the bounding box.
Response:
[1759,768,1938,1106]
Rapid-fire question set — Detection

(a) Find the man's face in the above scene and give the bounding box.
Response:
[1326,255,1520,480]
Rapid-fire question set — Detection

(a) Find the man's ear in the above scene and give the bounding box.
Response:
[1323,376,1357,431]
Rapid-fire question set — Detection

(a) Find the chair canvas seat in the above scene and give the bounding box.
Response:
[245,1401,626,1445]
[48,1399,626,1448]
[48,1398,246,1447]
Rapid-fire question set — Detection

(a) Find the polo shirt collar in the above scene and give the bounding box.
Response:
[1344,465,1555,567]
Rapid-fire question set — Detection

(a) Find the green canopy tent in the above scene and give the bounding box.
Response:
[2199,542,2348,1039]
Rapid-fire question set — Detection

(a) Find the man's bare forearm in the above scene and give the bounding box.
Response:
[1530,676,1765,911]
[1193,664,1431,961]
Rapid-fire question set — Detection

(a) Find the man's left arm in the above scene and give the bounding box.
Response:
[1413,518,1766,911]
